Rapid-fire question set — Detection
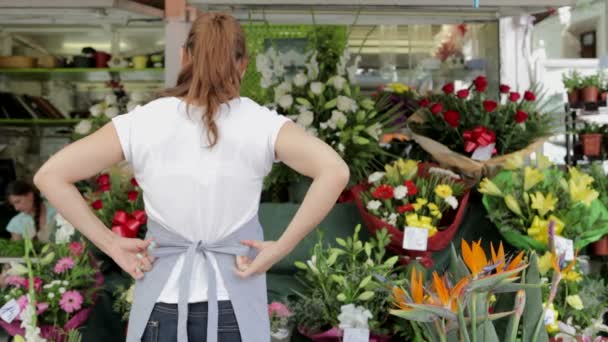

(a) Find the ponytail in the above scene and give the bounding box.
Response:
[162,13,247,147]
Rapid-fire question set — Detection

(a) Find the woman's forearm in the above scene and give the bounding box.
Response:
[34,174,116,254]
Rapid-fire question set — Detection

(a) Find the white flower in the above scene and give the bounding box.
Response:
[43,284,52,289]
[74,120,92,135]
[368,172,385,184]
[260,68,274,84]
[306,52,319,79]
[130,91,146,102]
[320,122,329,130]
[310,82,324,95]
[296,110,314,127]
[256,53,270,71]
[338,304,372,329]
[394,185,408,200]
[445,196,459,210]
[331,76,347,91]
[104,94,117,106]
[48,293,55,299]
[51,280,61,285]
[104,106,119,119]
[62,280,69,286]
[89,104,104,117]
[347,55,362,83]
[55,223,75,244]
[293,73,308,87]
[125,285,135,303]
[336,49,351,76]
[366,200,382,211]
[337,143,345,154]
[327,110,347,130]
[388,213,398,226]
[260,77,273,89]
[336,96,358,113]
[7,262,28,276]
[59,287,66,294]
[126,101,139,112]
[428,167,461,180]
[306,255,319,274]
[306,127,318,137]
[278,95,293,110]
[276,81,292,97]
[271,328,291,340]
[365,123,382,141]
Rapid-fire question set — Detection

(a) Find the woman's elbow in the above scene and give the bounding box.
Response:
[33,167,52,190]
[333,161,350,189]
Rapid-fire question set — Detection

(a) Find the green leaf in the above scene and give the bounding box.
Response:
[353,137,370,145]
[390,309,437,323]
[336,238,347,247]
[324,98,337,110]
[449,244,470,280]
[337,293,347,302]
[40,244,51,255]
[468,266,528,292]
[296,97,312,108]
[358,291,375,301]
[458,302,471,342]
[359,275,372,289]
[294,261,308,270]
[356,110,366,122]
[384,255,399,267]
[407,303,457,321]
[39,252,55,266]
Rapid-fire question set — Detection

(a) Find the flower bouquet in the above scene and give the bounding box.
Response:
[269,301,293,342]
[292,225,402,340]
[0,234,102,341]
[351,159,469,263]
[372,83,419,124]
[408,78,553,180]
[480,156,608,252]
[257,47,405,195]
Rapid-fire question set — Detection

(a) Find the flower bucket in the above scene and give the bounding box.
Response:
[351,183,470,263]
[582,86,599,103]
[591,235,608,256]
[298,326,391,342]
[580,133,602,157]
[568,90,581,107]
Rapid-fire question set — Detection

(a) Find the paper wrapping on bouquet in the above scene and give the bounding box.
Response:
[351,184,470,262]
[0,264,104,339]
[298,327,391,342]
[482,171,608,252]
[407,111,546,183]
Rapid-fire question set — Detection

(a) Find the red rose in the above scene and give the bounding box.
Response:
[499,84,510,94]
[509,92,521,102]
[397,204,414,214]
[127,190,139,202]
[515,110,529,123]
[132,210,147,224]
[404,180,418,196]
[112,210,129,225]
[91,200,103,210]
[457,89,469,99]
[418,98,430,107]
[372,184,394,200]
[473,76,488,92]
[442,83,455,94]
[524,91,536,101]
[444,110,460,128]
[430,103,443,115]
[99,184,111,192]
[96,173,110,186]
[483,100,498,112]
[69,242,84,257]
[131,178,139,187]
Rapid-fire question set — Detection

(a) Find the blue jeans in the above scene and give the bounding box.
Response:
[141,301,242,342]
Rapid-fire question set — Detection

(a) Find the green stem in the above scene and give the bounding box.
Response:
[435,319,447,342]
[471,293,478,342]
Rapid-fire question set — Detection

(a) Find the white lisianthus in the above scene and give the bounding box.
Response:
[394,185,408,200]
[296,110,314,127]
[293,73,308,87]
[445,196,459,210]
[366,200,382,211]
[89,104,104,117]
[331,76,347,91]
[368,172,385,183]
[104,94,117,106]
[310,82,324,95]
[74,120,92,135]
[328,110,347,130]
[365,123,382,141]
[104,106,119,119]
[336,96,358,113]
[261,68,274,83]
[278,94,293,110]
[388,213,398,226]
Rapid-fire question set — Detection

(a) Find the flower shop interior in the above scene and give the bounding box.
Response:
[5,0,608,341]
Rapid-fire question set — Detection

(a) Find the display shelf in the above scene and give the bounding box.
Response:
[0,67,164,73]
[0,118,80,126]
[0,68,165,82]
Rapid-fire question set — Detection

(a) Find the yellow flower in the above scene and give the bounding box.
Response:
[504,195,523,216]
[527,215,565,244]
[536,154,553,170]
[385,159,418,182]
[14,336,25,342]
[569,168,599,206]
[537,252,553,275]
[434,184,453,199]
[428,203,442,218]
[530,192,557,217]
[504,154,524,170]
[545,303,559,333]
[479,178,503,197]
[387,82,410,94]
[524,167,544,191]
[412,198,428,211]
[405,214,438,237]
[566,295,584,310]
[569,167,595,188]
[564,270,583,283]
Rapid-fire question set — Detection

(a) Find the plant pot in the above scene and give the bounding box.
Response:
[580,133,603,156]
[582,86,599,103]
[591,235,608,256]
[567,90,580,107]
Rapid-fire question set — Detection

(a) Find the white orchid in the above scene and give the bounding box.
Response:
[74,120,92,135]
[293,73,308,87]
[325,110,347,130]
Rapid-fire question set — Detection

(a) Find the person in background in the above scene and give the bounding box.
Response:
[5,180,56,242]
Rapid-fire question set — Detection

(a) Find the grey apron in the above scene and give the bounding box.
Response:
[126,216,269,342]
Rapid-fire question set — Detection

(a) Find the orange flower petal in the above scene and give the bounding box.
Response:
[506,251,524,272]
[432,272,450,306]
[461,240,475,274]
[411,269,424,304]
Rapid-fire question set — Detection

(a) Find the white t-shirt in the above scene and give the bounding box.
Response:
[112,96,290,303]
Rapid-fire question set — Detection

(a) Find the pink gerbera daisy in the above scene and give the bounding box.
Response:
[59,291,83,313]
[5,275,26,288]
[54,257,75,274]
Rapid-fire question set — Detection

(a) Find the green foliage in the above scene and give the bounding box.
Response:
[577,122,606,135]
[581,74,601,88]
[562,70,582,91]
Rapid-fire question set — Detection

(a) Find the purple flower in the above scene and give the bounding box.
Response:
[59,290,83,313]
[54,257,75,274]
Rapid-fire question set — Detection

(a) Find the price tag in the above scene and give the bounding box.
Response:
[343,328,370,342]
[403,227,428,251]
[554,236,575,261]
[544,309,556,326]
[0,299,19,323]
[471,143,495,161]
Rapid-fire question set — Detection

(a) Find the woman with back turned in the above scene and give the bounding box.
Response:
[34,12,349,342]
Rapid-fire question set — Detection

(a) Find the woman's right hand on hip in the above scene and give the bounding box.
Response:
[107,237,156,280]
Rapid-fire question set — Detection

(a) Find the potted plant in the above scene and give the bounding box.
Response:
[581,74,601,104]
[578,122,605,157]
[562,70,582,107]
